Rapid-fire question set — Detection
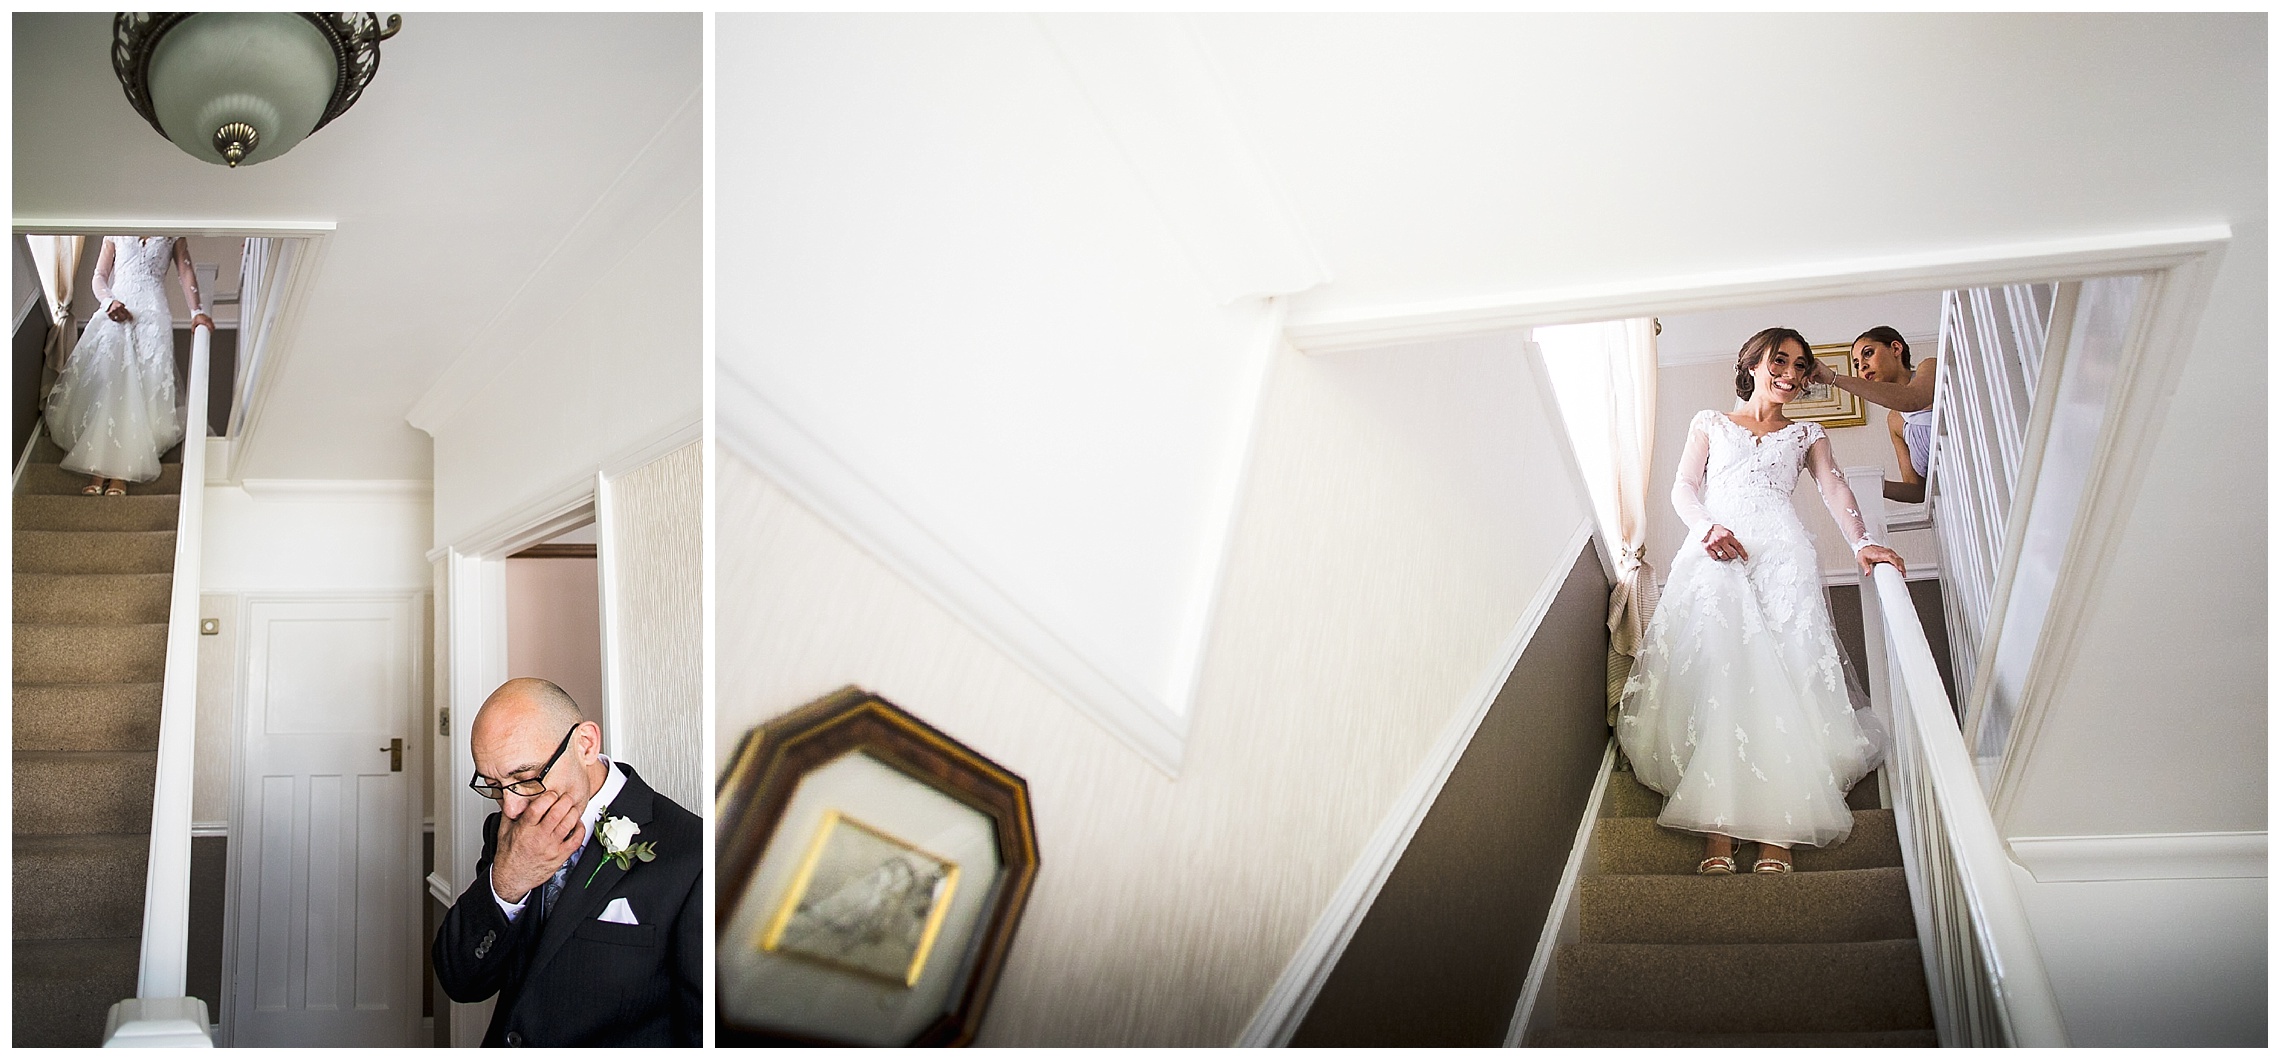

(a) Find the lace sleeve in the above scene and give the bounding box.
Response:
[1672,412,1714,544]
[1804,426,1876,552]
[90,238,116,306]
[173,239,204,317]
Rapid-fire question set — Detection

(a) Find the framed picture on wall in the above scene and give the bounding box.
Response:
[1784,344,1870,428]
[715,687,1040,1047]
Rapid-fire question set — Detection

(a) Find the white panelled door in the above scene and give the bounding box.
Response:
[229,595,423,1047]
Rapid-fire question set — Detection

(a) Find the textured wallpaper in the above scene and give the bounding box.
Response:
[604,441,705,815]
[716,332,1591,1046]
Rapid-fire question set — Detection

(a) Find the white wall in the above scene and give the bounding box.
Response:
[426,192,699,552]
[192,486,434,828]
[717,15,1290,762]
[201,485,433,592]
[2011,864,2265,1046]
[1999,223,2267,839]
[716,331,1590,1046]
[597,441,703,814]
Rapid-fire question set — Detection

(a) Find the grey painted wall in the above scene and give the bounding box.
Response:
[1828,578,1957,711]
[1289,545,1611,1046]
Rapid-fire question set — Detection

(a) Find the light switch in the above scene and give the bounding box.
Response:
[199,618,220,635]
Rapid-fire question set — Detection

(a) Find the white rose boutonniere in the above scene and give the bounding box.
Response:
[584,807,658,887]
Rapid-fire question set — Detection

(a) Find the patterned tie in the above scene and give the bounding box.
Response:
[540,845,583,922]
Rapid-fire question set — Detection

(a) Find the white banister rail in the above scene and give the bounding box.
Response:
[1925,283,2057,735]
[137,321,209,1001]
[1862,560,2067,1047]
[1844,465,2065,1047]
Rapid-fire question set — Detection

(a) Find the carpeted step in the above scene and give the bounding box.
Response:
[1595,810,1901,876]
[1532,1026,1940,1047]
[12,683,163,752]
[12,624,169,684]
[1579,867,1915,944]
[1603,770,1882,819]
[13,833,149,940]
[13,936,140,1048]
[13,493,180,532]
[13,574,173,625]
[12,751,158,835]
[1553,938,1934,1033]
[14,530,177,574]
[1602,770,1668,818]
[18,462,181,496]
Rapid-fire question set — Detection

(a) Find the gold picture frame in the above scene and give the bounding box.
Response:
[1782,344,1869,429]
[758,808,962,988]
[716,687,1040,1047]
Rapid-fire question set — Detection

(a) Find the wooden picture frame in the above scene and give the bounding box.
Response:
[715,687,1039,1047]
[1783,344,1870,428]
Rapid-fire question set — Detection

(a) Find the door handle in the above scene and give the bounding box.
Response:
[379,737,403,772]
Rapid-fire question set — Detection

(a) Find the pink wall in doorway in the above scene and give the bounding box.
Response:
[505,556,607,748]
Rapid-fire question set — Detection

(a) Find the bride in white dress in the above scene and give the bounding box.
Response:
[1616,327,1905,875]
[44,235,213,495]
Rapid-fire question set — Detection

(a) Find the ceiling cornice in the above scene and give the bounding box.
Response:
[1284,224,2235,356]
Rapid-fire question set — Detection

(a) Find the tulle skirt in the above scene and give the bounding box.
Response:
[45,308,182,483]
[1616,491,1884,849]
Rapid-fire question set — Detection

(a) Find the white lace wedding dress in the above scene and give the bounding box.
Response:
[1616,410,1885,848]
[45,235,188,483]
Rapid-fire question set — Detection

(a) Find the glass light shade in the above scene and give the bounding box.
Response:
[145,14,338,168]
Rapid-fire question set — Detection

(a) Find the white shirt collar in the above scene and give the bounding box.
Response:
[581,755,627,844]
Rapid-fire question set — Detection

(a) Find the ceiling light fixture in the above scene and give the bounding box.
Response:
[111,12,401,169]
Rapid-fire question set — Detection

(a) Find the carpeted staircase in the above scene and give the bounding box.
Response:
[1532,767,1938,1047]
[12,436,182,1047]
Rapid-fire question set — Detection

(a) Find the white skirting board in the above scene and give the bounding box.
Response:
[2008,831,2267,882]
[1232,519,1596,1047]
[1504,739,1617,1047]
[14,419,44,491]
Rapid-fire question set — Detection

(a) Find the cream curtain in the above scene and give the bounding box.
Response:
[1532,317,1660,723]
[229,237,297,437]
[26,235,84,406]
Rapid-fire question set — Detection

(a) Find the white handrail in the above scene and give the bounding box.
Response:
[136,320,209,1000]
[1843,459,2065,1047]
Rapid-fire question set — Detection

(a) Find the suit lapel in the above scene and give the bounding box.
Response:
[521,767,660,984]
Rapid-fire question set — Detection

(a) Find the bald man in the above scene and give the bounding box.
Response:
[432,679,701,1046]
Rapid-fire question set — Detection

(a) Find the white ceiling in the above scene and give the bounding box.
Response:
[1175,14,2262,323]
[12,13,702,480]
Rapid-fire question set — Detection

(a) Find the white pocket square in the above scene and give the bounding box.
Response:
[598,897,639,925]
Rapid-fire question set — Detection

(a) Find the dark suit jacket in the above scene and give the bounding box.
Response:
[433,763,701,1047]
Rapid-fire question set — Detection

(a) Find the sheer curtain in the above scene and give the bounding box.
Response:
[1532,317,1660,722]
[25,234,84,407]
[230,237,296,437]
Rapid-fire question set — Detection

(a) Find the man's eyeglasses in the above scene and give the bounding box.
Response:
[468,724,579,800]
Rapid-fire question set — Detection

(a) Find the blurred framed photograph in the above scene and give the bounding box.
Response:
[1787,344,1869,428]
[716,687,1039,1047]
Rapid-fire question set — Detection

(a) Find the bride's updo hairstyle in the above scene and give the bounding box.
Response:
[1735,327,1811,399]
[1855,325,1911,369]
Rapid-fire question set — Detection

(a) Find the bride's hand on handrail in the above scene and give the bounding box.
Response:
[1857,544,1906,576]
[1703,525,1748,563]
[191,312,215,331]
